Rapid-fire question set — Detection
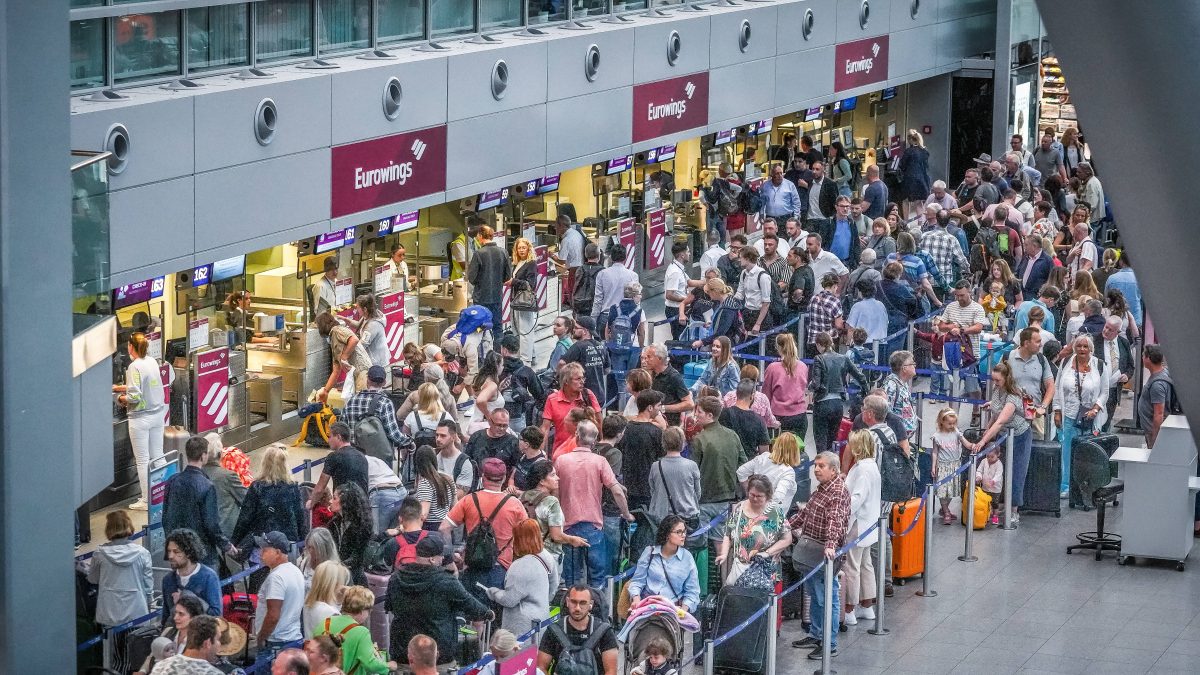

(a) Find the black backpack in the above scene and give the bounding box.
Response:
[714,179,740,216]
[757,270,789,323]
[873,429,918,503]
[463,493,514,571]
[572,263,604,316]
[547,617,611,675]
[500,372,534,422]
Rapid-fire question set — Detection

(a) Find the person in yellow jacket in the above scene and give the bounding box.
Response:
[311,585,396,674]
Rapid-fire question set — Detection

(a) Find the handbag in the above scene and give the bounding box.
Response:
[1072,364,1096,433]
[511,279,537,312]
[732,555,775,591]
[791,535,837,578]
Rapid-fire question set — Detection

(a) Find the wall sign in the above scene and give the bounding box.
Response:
[379,291,406,363]
[195,347,230,434]
[645,209,667,270]
[834,35,889,91]
[331,125,448,219]
[617,218,637,269]
[632,72,710,144]
[188,317,210,353]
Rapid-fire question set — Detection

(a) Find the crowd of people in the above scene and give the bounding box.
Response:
[82,124,1180,675]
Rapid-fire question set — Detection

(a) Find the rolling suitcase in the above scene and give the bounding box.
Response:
[890,498,925,582]
[712,586,770,674]
[366,571,392,658]
[916,451,934,494]
[1022,439,1062,517]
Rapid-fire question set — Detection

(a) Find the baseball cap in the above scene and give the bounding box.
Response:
[576,316,597,334]
[482,457,508,482]
[415,532,446,558]
[367,365,387,383]
[253,530,290,553]
[440,339,462,357]
[972,153,992,165]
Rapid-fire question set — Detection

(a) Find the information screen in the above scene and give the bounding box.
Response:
[211,255,245,282]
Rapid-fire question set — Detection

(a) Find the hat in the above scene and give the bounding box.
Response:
[440,339,462,357]
[367,365,387,383]
[215,618,247,657]
[253,530,290,553]
[482,457,508,482]
[415,532,446,558]
[972,153,992,165]
[576,316,597,334]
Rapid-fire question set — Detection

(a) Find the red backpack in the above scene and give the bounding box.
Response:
[394,530,428,567]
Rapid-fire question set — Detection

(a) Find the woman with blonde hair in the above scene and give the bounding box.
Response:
[692,277,744,348]
[506,237,539,364]
[232,443,307,551]
[402,382,453,436]
[898,129,932,217]
[736,432,803,510]
[303,560,350,637]
[485,519,559,634]
[763,333,809,439]
[842,430,881,625]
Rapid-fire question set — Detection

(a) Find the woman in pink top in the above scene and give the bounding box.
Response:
[763,334,810,439]
[721,364,779,429]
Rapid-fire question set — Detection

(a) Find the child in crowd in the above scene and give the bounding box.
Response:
[976,444,1005,526]
[980,280,1008,334]
[631,637,678,675]
[931,408,975,525]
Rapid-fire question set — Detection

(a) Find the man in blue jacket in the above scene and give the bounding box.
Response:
[163,435,236,569]
[161,528,222,623]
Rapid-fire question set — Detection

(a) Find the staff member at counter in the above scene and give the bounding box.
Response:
[225,291,274,347]
[315,312,373,403]
[112,333,167,511]
[312,256,339,316]
[384,243,412,292]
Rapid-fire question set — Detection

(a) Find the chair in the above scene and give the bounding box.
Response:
[1066,436,1124,560]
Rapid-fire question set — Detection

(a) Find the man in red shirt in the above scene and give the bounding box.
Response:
[554,420,634,589]
[539,362,600,451]
[442,458,528,602]
[789,451,851,659]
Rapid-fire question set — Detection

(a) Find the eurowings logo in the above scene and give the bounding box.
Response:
[685,81,696,99]
[411,138,427,160]
[872,42,880,57]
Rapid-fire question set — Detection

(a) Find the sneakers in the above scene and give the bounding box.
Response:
[884,583,894,598]
[990,514,1000,526]
[1009,512,1020,525]
[856,606,876,621]
[807,646,838,660]
[128,498,148,511]
[792,637,819,649]
[843,611,858,626]
[1060,490,1069,499]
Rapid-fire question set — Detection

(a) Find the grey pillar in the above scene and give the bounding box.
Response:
[0,1,74,672]
[991,0,1014,155]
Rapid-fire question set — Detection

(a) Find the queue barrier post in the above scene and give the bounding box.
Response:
[758,337,767,381]
[703,639,715,675]
[766,591,779,675]
[101,629,113,672]
[958,457,979,563]
[867,510,889,636]
[1003,434,1017,531]
[302,459,312,483]
[916,481,939,597]
[606,574,617,624]
[815,560,836,675]
[905,321,915,353]
[797,314,807,359]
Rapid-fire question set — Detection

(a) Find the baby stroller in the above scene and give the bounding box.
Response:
[622,611,686,673]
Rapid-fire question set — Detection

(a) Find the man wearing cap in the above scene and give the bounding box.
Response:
[253,531,306,669]
[338,365,409,462]
[562,316,609,406]
[388,531,493,669]
[442,457,528,601]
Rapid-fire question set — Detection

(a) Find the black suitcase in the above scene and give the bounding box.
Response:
[779,551,804,619]
[712,586,770,674]
[1022,439,1062,517]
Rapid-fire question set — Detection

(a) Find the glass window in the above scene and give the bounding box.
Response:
[187,4,249,72]
[256,0,314,62]
[528,0,566,24]
[379,0,424,43]
[70,0,104,7]
[319,0,370,53]
[113,11,181,83]
[430,0,475,37]
[481,0,521,31]
[575,0,610,18]
[70,19,106,89]
[612,0,646,12]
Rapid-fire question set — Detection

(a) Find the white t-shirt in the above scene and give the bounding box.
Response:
[404,410,451,436]
[1069,238,1099,284]
[302,600,340,638]
[383,259,410,292]
[312,276,338,315]
[254,562,305,642]
[558,227,585,268]
[438,450,475,492]
[699,245,727,277]
[808,250,849,283]
[664,260,690,308]
[735,265,773,311]
[365,454,402,490]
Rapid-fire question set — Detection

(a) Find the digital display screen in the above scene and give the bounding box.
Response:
[714,129,734,145]
[804,107,823,122]
[539,174,560,193]
[606,155,633,175]
[646,148,659,164]
[113,276,165,309]
[211,255,245,282]
[393,211,419,233]
[314,230,346,254]
[341,225,357,247]
[192,263,213,287]
[881,87,897,101]
[834,96,858,112]
[376,215,394,236]
[754,119,773,135]
[656,144,676,162]
[477,190,506,211]
[524,179,541,198]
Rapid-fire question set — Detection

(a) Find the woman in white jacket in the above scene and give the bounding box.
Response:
[736,433,803,512]
[88,510,153,629]
[1053,336,1109,494]
[842,430,882,626]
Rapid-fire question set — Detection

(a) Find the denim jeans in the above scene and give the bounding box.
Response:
[608,347,642,410]
[1010,427,1034,507]
[369,486,407,533]
[806,567,840,649]
[708,214,728,248]
[603,515,623,576]
[462,564,506,605]
[1058,422,1080,494]
[254,640,294,669]
[812,398,845,455]
[563,522,607,589]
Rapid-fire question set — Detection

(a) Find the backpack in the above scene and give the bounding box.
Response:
[572,263,604,316]
[756,271,789,323]
[1150,374,1184,416]
[500,372,534,422]
[607,304,639,350]
[450,306,493,343]
[873,429,918,503]
[352,395,394,464]
[714,179,740,216]
[971,227,1000,274]
[463,493,514,571]
[409,411,446,450]
[736,181,762,214]
[547,618,611,675]
[848,157,863,191]
[295,404,336,448]
[393,530,428,567]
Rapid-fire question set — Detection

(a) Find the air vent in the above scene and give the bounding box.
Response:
[584,44,601,82]
[666,30,682,65]
[254,98,277,146]
[232,68,275,80]
[298,58,339,69]
[491,60,509,101]
[161,78,204,91]
[910,0,920,19]
[859,0,870,28]
[359,49,397,60]
[382,77,403,121]
[738,20,752,52]
[83,89,129,102]
[802,8,815,40]
[104,123,130,176]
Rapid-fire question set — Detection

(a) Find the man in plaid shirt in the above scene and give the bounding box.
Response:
[919,208,969,291]
[339,365,410,453]
[806,273,844,348]
[789,451,851,658]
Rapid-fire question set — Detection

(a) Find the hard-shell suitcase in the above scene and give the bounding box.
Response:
[890,498,925,582]
[1022,439,1062,517]
[163,425,191,458]
[366,570,392,658]
[683,360,709,390]
[779,550,804,619]
[712,585,771,674]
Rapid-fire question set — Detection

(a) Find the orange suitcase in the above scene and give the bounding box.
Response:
[890,498,926,582]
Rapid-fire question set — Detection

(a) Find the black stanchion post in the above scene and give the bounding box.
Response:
[959,456,979,562]
[798,314,806,359]
[868,511,889,636]
[916,483,938,597]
